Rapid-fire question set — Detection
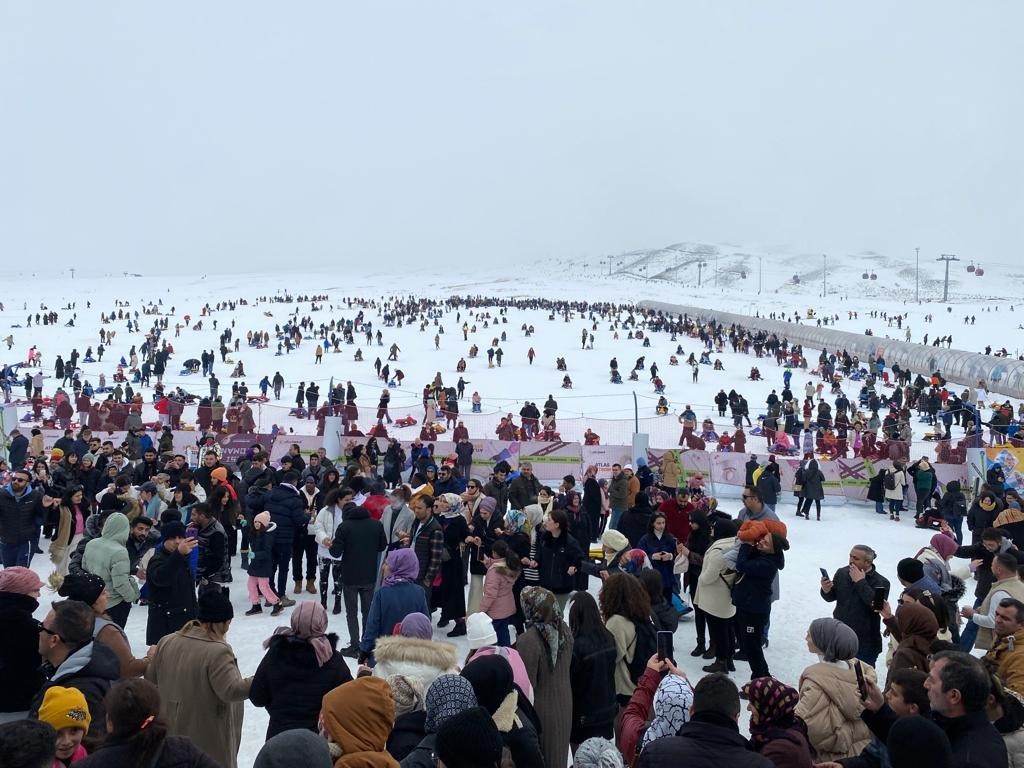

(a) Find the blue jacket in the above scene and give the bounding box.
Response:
[638,531,678,590]
[732,543,784,615]
[360,580,430,656]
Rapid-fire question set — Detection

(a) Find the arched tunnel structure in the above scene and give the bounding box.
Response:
[639,300,1024,401]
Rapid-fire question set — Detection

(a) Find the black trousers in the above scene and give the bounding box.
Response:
[319,558,343,599]
[343,583,374,648]
[292,534,317,581]
[735,609,770,678]
[706,614,733,662]
[107,601,132,629]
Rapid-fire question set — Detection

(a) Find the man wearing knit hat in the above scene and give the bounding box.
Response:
[145,520,198,645]
[37,686,91,764]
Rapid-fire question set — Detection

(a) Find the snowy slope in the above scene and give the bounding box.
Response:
[3,254,1018,766]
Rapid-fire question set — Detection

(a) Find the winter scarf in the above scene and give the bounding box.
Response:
[741,676,804,749]
[382,548,420,587]
[640,674,694,750]
[521,585,567,668]
[264,600,334,667]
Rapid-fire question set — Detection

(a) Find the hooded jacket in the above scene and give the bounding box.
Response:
[330,505,388,584]
[796,660,876,762]
[82,512,140,608]
[372,636,459,692]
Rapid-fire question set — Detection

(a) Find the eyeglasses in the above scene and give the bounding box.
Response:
[11,477,29,483]
[37,621,62,642]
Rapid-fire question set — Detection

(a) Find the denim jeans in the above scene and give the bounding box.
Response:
[944,516,964,545]
[875,500,885,515]
[0,541,31,568]
[960,598,983,650]
[492,617,512,646]
[609,508,625,531]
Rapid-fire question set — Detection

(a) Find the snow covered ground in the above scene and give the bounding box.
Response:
[4,249,1020,766]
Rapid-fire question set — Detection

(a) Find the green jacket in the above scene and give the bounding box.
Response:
[82,512,140,608]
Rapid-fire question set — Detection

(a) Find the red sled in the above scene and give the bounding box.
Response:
[395,416,418,428]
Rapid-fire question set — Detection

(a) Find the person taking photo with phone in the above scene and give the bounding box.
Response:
[821,545,891,666]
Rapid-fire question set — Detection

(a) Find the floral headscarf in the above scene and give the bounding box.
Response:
[504,509,526,534]
[640,674,693,749]
[741,676,803,748]
[620,548,652,575]
[521,586,567,668]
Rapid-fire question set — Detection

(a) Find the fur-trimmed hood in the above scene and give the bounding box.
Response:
[372,635,458,691]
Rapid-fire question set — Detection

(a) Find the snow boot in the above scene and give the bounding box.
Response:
[271,603,285,617]
[240,551,250,571]
[333,595,342,615]
[306,579,317,595]
[293,580,303,595]
[245,604,262,616]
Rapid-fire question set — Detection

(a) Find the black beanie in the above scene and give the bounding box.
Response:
[57,572,106,606]
[197,589,234,623]
[435,706,503,768]
[887,715,951,768]
[897,557,924,583]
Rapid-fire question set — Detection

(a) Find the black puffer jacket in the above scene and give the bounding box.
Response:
[250,483,307,546]
[74,735,222,768]
[637,712,774,768]
[387,709,427,762]
[535,530,583,595]
[0,591,45,712]
[329,504,388,585]
[0,485,47,545]
[249,632,353,738]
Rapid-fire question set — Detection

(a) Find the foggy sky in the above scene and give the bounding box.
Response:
[2,2,1021,276]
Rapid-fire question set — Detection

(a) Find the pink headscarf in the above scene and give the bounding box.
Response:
[929,533,959,560]
[264,600,333,667]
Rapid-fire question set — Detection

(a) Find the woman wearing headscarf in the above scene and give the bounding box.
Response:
[384,674,426,762]
[574,737,624,768]
[249,601,352,738]
[372,613,459,693]
[887,602,939,683]
[320,677,400,768]
[681,509,712,657]
[433,492,470,638]
[741,676,814,768]
[915,531,961,639]
[515,585,574,768]
[461,654,544,768]
[504,507,536,633]
[360,549,430,664]
[619,490,653,549]
[567,592,617,750]
[618,656,693,766]
[795,617,875,762]
[400,674,478,768]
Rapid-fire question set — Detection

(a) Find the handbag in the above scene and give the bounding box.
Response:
[673,551,689,574]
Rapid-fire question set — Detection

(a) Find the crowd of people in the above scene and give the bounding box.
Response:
[1,420,1023,768]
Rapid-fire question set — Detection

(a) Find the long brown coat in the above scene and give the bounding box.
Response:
[146,622,251,768]
[516,625,574,768]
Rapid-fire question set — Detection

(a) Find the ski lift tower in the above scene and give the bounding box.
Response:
[936,254,960,302]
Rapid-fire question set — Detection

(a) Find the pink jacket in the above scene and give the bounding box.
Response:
[479,562,517,620]
[55,743,88,766]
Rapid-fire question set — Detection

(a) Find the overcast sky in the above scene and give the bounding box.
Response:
[2,2,1021,276]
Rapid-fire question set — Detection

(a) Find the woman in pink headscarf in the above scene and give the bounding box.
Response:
[249,601,353,738]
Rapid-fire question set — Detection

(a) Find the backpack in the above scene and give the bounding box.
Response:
[625,617,659,684]
[884,472,897,491]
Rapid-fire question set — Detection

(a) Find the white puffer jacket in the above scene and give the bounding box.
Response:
[312,504,345,561]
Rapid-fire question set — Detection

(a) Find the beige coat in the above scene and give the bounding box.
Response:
[795,661,876,762]
[695,537,737,619]
[605,614,637,698]
[146,622,251,768]
[661,453,682,489]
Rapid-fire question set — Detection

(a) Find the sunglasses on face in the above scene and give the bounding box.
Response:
[37,621,62,642]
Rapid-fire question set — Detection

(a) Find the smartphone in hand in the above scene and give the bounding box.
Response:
[657,630,673,662]
[854,660,868,700]
[819,567,829,579]
[872,587,886,611]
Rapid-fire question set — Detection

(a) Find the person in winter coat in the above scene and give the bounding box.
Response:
[636,672,774,768]
[311,487,349,613]
[660,452,682,493]
[35,684,91,766]
[515,586,574,768]
[73,678,222,768]
[31,600,121,752]
[81,512,139,629]
[599,572,650,702]
[320,676,400,768]
[743,676,814,768]
[0,566,46,716]
[638,513,677,601]
[733,525,789,679]
[866,467,888,516]
[190,503,230,595]
[908,458,938,519]
[330,503,388,654]
[939,480,968,544]
[249,472,306,600]
[886,602,939,683]
[459,654,545,768]
[696,519,738,672]
[383,674,426,763]
[144,521,198,645]
[479,540,520,646]
[969,492,1006,544]
[509,463,542,511]
[566,591,618,748]
[360,549,431,663]
[619,491,653,549]
[249,601,352,738]
[533,508,583,615]
[795,456,825,520]
[372,618,459,692]
[245,512,282,616]
[619,656,693,765]
[755,462,782,513]
[884,460,908,521]
[796,617,875,762]
[145,590,251,768]
[607,465,631,531]
[820,545,890,666]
